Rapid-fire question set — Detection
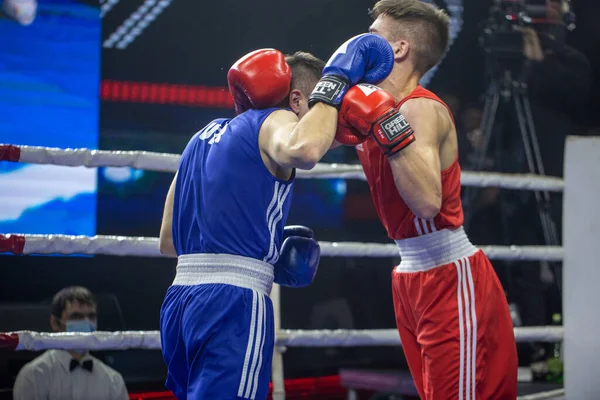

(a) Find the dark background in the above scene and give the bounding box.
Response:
[1,0,600,394]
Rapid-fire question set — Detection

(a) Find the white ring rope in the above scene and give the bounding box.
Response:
[0,144,180,173]
[1,326,562,351]
[516,389,566,400]
[0,144,565,191]
[3,331,161,351]
[0,234,564,261]
[277,326,563,347]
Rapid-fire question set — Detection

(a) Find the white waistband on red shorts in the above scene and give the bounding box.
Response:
[394,226,478,273]
[172,253,274,296]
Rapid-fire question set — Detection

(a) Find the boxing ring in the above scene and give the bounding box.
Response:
[1,137,599,400]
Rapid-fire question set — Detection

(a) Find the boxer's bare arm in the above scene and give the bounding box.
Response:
[387,98,450,219]
[159,172,177,256]
[259,103,338,170]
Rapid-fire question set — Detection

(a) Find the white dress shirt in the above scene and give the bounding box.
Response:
[13,350,129,400]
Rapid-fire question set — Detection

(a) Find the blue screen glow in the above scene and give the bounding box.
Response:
[0,0,100,236]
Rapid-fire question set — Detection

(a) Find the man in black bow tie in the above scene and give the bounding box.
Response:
[70,358,94,372]
[13,287,128,400]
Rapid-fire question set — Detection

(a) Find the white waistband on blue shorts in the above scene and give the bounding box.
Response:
[394,226,478,273]
[172,253,274,296]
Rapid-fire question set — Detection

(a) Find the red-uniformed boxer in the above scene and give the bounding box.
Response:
[334,1,518,399]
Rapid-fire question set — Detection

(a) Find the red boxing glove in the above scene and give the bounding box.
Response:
[227,49,292,115]
[335,121,366,146]
[339,84,415,157]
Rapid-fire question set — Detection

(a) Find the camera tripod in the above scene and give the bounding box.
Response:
[462,68,562,294]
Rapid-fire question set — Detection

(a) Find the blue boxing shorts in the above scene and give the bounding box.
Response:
[159,254,275,400]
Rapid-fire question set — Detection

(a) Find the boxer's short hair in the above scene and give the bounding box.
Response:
[370,0,450,74]
[51,286,96,318]
[285,52,325,97]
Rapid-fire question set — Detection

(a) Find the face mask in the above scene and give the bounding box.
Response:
[65,319,97,333]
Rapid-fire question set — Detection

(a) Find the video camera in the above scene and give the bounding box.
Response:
[480,0,575,62]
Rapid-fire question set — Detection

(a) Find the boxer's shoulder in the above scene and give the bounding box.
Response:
[399,97,447,118]
[259,109,299,138]
[399,97,451,142]
[257,108,298,176]
[264,108,298,124]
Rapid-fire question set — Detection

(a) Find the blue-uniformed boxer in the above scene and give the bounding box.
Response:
[157,34,394,400]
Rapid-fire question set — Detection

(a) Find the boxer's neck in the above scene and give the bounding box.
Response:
[378,65,421,102]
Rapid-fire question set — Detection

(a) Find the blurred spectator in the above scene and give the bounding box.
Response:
[515,0,592,178]
[13,286,128,400]
[462,0,593,177]
[507,0,591,328]
[459,0,593,368]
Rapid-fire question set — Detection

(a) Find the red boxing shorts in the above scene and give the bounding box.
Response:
[392,227,518,400]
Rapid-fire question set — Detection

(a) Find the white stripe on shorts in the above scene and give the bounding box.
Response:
[455,259,465,400]
[455,257,477,399]
[250,292,268,399]
[238,290,259,398]
[244,292,265,399]
[465,257,477,400]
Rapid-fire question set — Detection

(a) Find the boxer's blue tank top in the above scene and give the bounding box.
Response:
[172,108,294,264]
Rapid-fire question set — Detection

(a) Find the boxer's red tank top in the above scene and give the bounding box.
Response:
[356,85,463,240]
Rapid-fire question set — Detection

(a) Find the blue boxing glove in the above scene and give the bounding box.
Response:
[273,226,320,288]
[308,33,394,109]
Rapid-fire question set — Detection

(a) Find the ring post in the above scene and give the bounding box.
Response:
[563,136,600,399]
